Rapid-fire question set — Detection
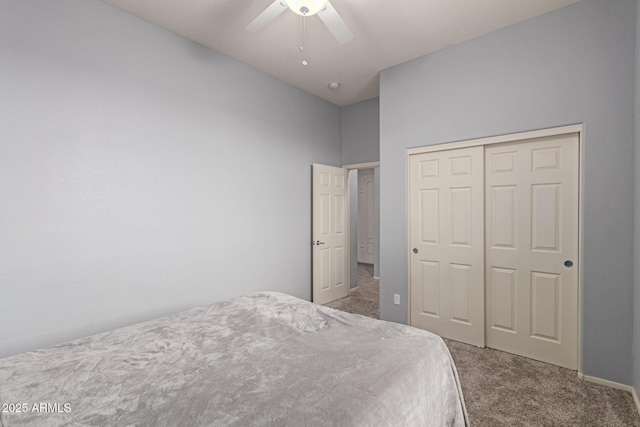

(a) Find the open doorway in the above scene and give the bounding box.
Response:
[324,163,380,319]
[350,165,379,282]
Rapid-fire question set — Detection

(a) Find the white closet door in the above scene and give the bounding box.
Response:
[485,134,579,369]
[409,146,485,347]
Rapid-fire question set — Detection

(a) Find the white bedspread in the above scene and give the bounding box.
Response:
[0,292,468,426]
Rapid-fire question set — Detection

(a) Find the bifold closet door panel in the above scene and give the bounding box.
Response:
[485,134,579,369]
[409,146,485,347]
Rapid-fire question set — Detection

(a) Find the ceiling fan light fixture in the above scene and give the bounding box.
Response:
[286,0,328,16]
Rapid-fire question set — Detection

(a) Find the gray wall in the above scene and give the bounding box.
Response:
[374,167,380,278]
[634,0,640,399]
[0,0,341,357]
[341,98,381,289]
[341,98,380,165]
[380,0,636,384]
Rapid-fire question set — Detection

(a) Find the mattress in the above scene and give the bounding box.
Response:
[0,291,468,426]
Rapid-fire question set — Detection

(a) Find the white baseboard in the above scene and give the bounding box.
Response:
[578,373,640,416]
[349,286,359,293]
[577,372,631,392]
[373,276,380,280]
[632,387,640,417]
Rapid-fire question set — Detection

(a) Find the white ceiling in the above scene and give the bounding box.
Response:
[101,0,579,107]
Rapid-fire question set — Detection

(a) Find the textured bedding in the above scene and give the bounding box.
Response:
[0,292,468,426]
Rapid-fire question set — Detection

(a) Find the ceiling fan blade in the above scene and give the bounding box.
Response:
[317,1,353,44]
[246,0,288,33]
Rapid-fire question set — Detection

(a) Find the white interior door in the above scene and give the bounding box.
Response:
[358,168,375,264]
[312,164,349,305]
[409,147,485,347]
[485,134,579,369]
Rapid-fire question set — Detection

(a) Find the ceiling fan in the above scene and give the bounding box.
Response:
[246,0,354,45]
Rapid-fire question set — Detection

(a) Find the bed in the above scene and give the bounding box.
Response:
[0,292,468,426]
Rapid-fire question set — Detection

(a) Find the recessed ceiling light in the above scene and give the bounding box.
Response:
[328,82,340,91]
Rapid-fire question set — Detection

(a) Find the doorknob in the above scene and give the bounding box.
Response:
[413,248,419,254]
[312,240,326,246]
[564,260,573,267]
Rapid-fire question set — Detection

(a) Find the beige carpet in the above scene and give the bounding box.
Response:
[324,263,640,426]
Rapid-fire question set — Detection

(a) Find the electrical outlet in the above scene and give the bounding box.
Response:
[394,294,400,305]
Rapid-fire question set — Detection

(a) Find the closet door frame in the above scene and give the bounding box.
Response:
[406,124,584,373]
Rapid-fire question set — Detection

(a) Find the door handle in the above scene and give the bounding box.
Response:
[312,240,326,246]
[564,260,573,267]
